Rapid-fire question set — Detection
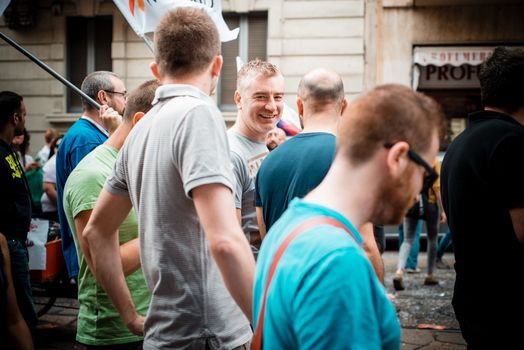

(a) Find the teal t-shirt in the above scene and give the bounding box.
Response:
[254,199,401,349]
[63,144,150,345]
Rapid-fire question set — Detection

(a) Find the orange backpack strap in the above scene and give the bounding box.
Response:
[252,216,357,350]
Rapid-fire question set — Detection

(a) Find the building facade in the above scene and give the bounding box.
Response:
[1,0,523,154]
[0,0,366,153]
[374,0,524,148]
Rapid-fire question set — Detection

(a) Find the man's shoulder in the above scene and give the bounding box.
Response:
[72,145,115,174]
[161,94,218,120]
[62,119,106,147]
[227,130,266,158]
[66,152,107,192]
[261,133,335,170]
[281,132,335,152]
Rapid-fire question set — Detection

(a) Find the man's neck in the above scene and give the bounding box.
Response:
[302,111,339,135]
[231,119,266,143]
[83,109,103,127]
[161,74,212,96]
[304,159,378,230]
[0,128,14,145]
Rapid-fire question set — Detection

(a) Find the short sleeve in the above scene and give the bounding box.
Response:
[64,168,104,219]
[230,151,248,209]
[491,134,524,209]
[105,147,130,198]
[173,104,234,198]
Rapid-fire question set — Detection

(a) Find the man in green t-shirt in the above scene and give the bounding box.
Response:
[63,80,159,348]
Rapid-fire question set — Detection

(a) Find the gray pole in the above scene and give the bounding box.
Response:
[0,31,101,110]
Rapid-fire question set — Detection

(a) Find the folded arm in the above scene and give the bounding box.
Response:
[74,210,140,277]
[82,189,144,335]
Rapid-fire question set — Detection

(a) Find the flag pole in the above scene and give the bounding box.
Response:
[0,31,101,110]
[140,34,154,53]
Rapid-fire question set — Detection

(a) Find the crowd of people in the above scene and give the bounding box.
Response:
[0,7,523,350]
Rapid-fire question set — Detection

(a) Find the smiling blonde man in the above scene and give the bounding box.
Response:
[228,59,285,251]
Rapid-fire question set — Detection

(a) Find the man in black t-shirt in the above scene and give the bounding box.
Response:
[441,47,524,348]
[0,91,37,334]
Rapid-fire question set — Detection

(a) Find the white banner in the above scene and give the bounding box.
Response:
[27,218,49,271]
[113,0,239,42]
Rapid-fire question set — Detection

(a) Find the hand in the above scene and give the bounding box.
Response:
[99,104,122,134]
[440,211,447,224]
[24,162,39,172]
[125,313,145,336]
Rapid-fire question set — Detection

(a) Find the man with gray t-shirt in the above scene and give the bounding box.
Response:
[228,59,285,249]
[82,9,255,349]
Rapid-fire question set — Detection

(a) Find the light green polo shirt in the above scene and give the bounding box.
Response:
[64,144,150,346]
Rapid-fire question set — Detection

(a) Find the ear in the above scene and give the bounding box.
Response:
[385,141,410,179]
[296,97,304,117]
[97,90,109,105]
[234,90,242,109]
[340,98,348,116]
[132,112,145,126]
[10,113,19,126]
[211,55,223,78]
[150,61,161,82]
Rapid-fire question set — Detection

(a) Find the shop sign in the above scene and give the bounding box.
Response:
[418,64,480,89]
[414,47,495,67]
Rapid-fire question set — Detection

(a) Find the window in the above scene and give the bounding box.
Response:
[66,16,113,113]
[219,12,268,111]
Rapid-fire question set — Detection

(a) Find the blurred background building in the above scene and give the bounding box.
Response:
[1,0,523,153]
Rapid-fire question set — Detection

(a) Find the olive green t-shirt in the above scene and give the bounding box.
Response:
[64,144,150,345]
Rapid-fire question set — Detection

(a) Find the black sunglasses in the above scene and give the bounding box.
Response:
[384,143,438,193]
[103,90,127,99]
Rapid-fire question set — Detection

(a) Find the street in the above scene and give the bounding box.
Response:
[33,251,466,349]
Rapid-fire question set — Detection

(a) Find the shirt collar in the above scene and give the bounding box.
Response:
[80,115,110,137]
[468,110,522,127]
[152,84,215,106]
[0,138,12,151]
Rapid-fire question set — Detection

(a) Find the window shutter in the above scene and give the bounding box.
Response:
[248,13,267,61]
[220,15,240,107]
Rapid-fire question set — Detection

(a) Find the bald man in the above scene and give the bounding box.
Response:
[266,127,286,151]
[254,68,385,282]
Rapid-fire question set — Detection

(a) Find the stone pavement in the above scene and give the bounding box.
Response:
[33,251,466,349]
[384,251,466,349]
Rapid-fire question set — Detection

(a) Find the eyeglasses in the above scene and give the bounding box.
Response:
[384,143,438,194]
[103,90,127,99]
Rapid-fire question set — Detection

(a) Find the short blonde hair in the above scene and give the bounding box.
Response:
[236,59,281,91]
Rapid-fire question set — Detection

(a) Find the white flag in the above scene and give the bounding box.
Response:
[113,0,239,42]
[0,0,11,17]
